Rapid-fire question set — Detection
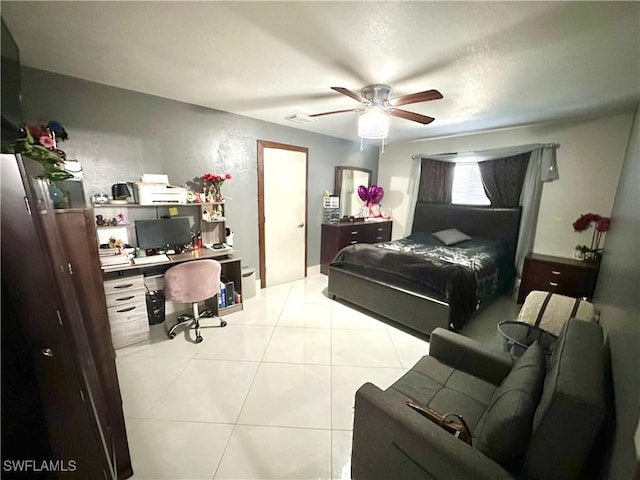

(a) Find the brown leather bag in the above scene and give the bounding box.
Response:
[406,400,472,445]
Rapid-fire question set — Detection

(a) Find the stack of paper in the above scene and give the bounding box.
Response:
[99,249,131,268]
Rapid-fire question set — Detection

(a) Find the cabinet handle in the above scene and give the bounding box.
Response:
[41,348,54,358]
[350,240,358,244]
[551,270,561,275]
[115,295,135,302]
[113,283,134,289]
[375,236,382,240]
[351,231,359,235]
[549,282,559,287]
[116,306,137,313]
[377,227,383,231]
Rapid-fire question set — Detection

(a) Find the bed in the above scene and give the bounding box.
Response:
[327,202,522,337]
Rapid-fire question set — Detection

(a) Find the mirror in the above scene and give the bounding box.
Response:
[334,166,372,218]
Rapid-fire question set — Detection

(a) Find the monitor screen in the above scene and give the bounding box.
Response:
[135,218,192,250]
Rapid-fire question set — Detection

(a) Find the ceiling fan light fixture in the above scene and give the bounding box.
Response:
[358,108,389,139]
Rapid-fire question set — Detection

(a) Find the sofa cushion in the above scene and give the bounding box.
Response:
[474,341,546,472]
[390,355,496,433]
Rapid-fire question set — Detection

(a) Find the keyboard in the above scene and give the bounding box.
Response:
[132,254,170,265]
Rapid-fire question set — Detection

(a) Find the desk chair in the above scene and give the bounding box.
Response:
[164,259,227,343]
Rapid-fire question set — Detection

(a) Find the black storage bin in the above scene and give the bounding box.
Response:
[145,289,165,325]
[497,320,558,359]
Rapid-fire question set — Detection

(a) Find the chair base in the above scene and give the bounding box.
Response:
[167,302,227,343]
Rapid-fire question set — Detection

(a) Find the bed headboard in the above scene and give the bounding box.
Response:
[411,202,522,247]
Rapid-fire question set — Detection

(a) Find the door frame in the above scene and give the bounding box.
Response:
[257,140,308,288]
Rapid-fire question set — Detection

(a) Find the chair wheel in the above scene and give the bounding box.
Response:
[195,335,203,343]
[220,320,227,327]
[168,333,176,339]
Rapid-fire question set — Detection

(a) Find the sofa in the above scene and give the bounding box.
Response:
[351,318,606,479]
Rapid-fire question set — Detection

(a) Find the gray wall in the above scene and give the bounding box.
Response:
[20,67,379,276]
[594,102,640,479]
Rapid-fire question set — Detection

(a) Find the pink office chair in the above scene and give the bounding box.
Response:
[164,259,227,343]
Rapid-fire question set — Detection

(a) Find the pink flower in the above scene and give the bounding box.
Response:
[39,135,55,149]
[596,217,611,232]
[225,173,232,180]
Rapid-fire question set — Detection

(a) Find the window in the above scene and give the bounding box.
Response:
[451,163,490,205]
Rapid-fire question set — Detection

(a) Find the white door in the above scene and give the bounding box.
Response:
[258,141,307,287]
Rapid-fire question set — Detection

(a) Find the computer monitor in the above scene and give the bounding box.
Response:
[135,217,192,250]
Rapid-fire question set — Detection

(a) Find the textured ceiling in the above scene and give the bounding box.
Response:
[2,1,639,144]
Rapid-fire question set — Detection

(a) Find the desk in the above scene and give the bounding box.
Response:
[102,248,243,348]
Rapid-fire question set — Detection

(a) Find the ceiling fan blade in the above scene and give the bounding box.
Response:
[309,108,361,118]
[331,87,369,104]
[390,89,443,107]
[389,108,435,125]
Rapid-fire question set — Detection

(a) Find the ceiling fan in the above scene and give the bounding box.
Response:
[309,84,443,126]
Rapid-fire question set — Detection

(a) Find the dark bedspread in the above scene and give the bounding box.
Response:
[330,232,516,329]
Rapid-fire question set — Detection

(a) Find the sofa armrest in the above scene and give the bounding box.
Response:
[352,382,516,480]
[429,328,513,385]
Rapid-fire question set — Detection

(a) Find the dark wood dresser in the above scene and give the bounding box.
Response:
[320,220,392,274]
[518,253,600,303]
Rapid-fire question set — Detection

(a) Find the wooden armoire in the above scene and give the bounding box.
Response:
[1,153,132,479]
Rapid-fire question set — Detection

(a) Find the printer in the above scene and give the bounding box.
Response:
[134,174,188,205]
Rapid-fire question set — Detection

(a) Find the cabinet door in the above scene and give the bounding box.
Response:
[1,154,115,479]
[56,210,132,479]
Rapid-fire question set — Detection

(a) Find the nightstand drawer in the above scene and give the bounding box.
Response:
[526,263,584,289]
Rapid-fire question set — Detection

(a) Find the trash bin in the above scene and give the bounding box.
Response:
[497,321,558,360]
[241,267,256,300]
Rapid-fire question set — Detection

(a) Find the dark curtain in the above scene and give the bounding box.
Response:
[418,158,455,203]
[478,152,530,207]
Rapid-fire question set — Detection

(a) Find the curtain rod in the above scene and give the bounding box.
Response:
[412,143,560,160]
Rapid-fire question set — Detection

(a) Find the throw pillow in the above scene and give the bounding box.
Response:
[432,228,472,246]
[475,341,546,472]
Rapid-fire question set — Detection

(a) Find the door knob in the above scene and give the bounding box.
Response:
[41,348,54,357]
[297,222,305,228]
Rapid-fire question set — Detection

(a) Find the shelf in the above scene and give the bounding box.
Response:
[92,203,203,208]
[97,224,131,228]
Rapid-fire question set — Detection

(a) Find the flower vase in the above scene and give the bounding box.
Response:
[213,186,223,202]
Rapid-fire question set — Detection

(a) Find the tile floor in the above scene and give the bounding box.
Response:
[116,273,520,480]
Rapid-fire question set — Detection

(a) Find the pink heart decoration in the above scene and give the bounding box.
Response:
[357,185,368,202]
[368,185,384,204]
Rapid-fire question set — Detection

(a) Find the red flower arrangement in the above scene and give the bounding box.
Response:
[202,173,232,201]
[573,212,611,259]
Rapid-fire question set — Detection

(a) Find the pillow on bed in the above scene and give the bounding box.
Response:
[432,228,472,246]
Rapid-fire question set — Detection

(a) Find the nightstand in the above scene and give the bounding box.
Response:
[518,253,600,303]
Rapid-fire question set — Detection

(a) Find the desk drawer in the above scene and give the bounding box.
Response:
[103,275,145,295]
[107,297,149,348]
[104,288,146,308]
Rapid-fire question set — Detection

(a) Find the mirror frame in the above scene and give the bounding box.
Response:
[334,166,372,218]
[334,166,372,198]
